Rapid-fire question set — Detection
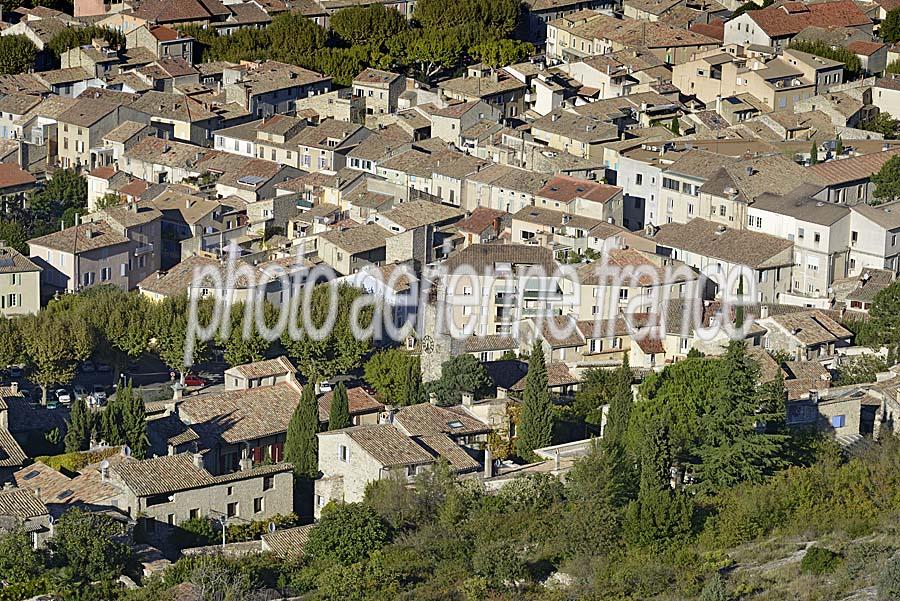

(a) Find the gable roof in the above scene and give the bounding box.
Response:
[649,218,793,268]
[745,1,871,38]
[316,386,384,422]
[394,403,490,437]
[767,309,853,345]
[339,424,435,467]
[178,381,303,444]
[28,221,130,254]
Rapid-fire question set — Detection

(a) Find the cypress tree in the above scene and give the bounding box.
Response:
[810,142,819,165]
[328,382,350,431]
[64,398,92,453]
[121,380,149,459]
[515,340,553,460]
[603,355,632,447]
[403,357,423,406]
[697,341,788,492]
[286,383,319,479]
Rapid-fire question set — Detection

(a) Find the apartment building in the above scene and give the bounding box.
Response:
[748,188,851,306]
[648,218,794,303]
[0,243,41,316]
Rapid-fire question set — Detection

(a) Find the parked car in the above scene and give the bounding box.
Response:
[73,385,88,401]
[90,384,107,406]
[56,389,71,405]
[97,363,111,373]
[319,381,333,393]
[45,396,59,409]
[183,374,206,387]
[81,361,95,373]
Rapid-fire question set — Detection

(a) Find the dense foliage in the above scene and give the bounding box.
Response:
[0,36,36,75]
[180,0,528,84]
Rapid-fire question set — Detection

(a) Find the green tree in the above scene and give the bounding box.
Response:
[328,382,350,431]
[120,380,149,459]
[835,134,843,155]
[18,312,92,404]
[364,348,416,402]
[284,383,318,479]
[403,29,464,82]
[402,356,423,406]
[330,4,406,47]
[305,502,389,565]
[576,357,632,431]
[670,116,680,135]
[810,142,818,165]
[873,154,900,203]
[0,319,22,371]
[862,112,900,141]
[281,284,373,382]
[222,302,272,367]
[515,341,553,460]
[471,38,533,68]
[697,341,787,492]
[0,221,28,253]
[427,353,493,406]
[0,36,36,75]
[50,508,129,583]
[64,398,92,453]
[267,12,326,62]
[0,529,43,582]
[860,281,900,354]
[883,8,900,44]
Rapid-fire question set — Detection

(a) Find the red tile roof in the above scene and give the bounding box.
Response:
[0,163,36,188]
[689,19,724,41]
[847,40,885,56]
[149,25,181,41]
[747,1,871,38]
[537,174,621,204]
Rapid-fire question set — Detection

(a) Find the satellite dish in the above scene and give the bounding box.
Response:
[99,460,110,470]
[268,522,276,534]
[123,445,131,457]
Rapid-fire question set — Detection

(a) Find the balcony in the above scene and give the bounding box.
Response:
[134,244,154,257]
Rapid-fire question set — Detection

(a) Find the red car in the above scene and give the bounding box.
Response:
[183,374,206,387]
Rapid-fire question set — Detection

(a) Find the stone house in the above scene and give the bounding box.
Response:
[352,68,405,120]
[28,221,139,294]
[758,309,853,363]
[111,453,294,540]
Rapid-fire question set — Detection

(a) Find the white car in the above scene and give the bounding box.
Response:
[318,381,333,393]
[56,389,71,405]
[73,385,88,401]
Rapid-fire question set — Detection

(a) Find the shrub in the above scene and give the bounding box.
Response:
[34,447,121,474]
[800,546,841,575]
[174,517,217,548]
[878,555,900,600]
[226,513,300,543]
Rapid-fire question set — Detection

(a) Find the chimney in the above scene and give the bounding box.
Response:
[10,382,17,394]
[715,94,722,114]
[884,143,891,152]
[192,452,204,470]
[100,461,110,481]
[429,391,438,405]
[809,389,819,402]
[760,304,769,319]
[483,446,493,478]
[496,387,507,399]
[239,446,252,471]
[461,391,474,407]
